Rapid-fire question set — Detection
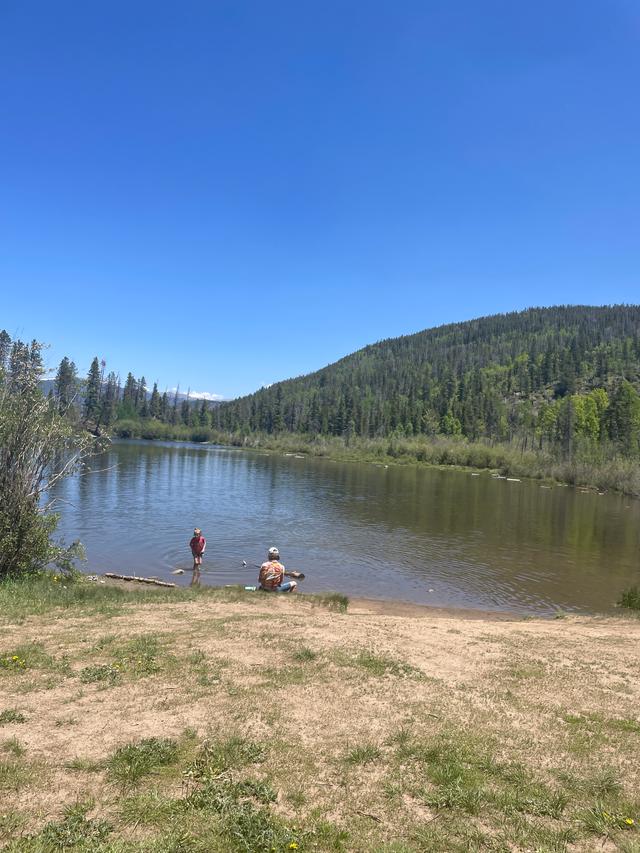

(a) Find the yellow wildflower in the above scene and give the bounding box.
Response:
[12,655,18,661]
[625,818,634,826]
[288,844,299,850]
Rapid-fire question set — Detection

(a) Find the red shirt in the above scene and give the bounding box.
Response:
[190,536,206,556]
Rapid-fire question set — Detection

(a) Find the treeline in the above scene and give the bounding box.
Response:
[0,329,218,439]
[212,306,640,461]
[2,304,640,475]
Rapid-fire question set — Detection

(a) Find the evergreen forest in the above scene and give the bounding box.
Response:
[2,305,640,491]
[214,305,640,458]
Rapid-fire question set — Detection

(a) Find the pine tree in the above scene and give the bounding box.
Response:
[0,330,11,374]
[8,340,31,391]
[122,373,137,406]
[149,382,161,419]
[101,372,120,428]
[54,357,78,413]
[135,376,147,413]
[83,357,102,426]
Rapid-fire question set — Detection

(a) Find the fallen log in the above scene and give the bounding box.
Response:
[103,573,177,588]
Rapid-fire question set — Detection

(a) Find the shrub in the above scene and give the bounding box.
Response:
[0,341,99,578]
[618,586,640,611]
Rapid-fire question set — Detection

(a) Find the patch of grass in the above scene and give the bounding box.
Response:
[2,738,26,757]
[80,633,175,687]
[0,572,190,625]
[120,789,178,826]
[579,803,638,836]
[19,802,113,849]
[107,737,180,787]
[0,758,34,791]
[0,642,66,676]
[341,648,422,678]
[292,646,318,662]
[344,743,382,765]
[506,661,546,680]
[0,709,26,725]
[259,664,310,688]
[563,711,640,756]
[65,756,105,772]
[185,736,266,781]
[79,662,120,684]
[619,585,640,611]
[54,715,78,727]
[307,591,349,613]
[0,810,27,841]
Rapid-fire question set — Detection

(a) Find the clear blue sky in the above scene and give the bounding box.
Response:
[1,1,638,399]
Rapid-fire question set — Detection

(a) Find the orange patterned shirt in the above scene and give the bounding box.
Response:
[259,560,285,590]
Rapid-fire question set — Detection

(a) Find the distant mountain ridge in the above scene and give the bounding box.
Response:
[213,305,640,452]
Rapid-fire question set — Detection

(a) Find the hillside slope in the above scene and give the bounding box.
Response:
[214,305,640,455]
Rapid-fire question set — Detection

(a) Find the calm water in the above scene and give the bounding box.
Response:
[52,439,640,615]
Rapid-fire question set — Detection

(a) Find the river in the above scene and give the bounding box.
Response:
[52,439,640,615]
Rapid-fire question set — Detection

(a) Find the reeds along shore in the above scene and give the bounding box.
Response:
[112,421,640,498]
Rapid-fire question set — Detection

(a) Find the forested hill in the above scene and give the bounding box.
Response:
[213,305,640,454]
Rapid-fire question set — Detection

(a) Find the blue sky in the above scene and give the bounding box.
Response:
[1,1,639,399]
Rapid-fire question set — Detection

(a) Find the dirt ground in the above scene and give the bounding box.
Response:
[1,590,639,851]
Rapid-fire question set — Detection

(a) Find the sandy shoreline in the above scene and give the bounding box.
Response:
[93,572,573,622]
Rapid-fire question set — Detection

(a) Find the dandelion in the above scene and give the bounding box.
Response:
[625,818,634,826]
[288,844,299,850]
[12,656,18,661]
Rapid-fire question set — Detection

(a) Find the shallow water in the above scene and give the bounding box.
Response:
[52,439,640,614]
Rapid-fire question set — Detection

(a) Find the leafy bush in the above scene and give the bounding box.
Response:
[0,341,99,578]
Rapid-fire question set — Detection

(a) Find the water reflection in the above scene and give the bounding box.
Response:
[51,440,640,615]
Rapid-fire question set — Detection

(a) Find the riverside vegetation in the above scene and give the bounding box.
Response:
[0,572,639,852]
[1,330,639,850]
[7,305,639,494]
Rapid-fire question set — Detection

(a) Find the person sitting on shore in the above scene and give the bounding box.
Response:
[258,547,298,593]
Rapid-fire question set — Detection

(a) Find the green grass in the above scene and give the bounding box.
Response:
[1,738,26,757]
[307,592,349,613]
[344,744,382,765]
[0,709,26,725]
[6,801,114,851]
[79,662,120,684]
[339,648,423,679]
[185,736,266,780]
[0,757,34,791]
[292,646,318,662]
[0,641,67,676]
[80,633,170,688]
[106,737,180,787]
[65,756,105,773]
[0,571,235,626]
[383,727,640,850]
[619,585,640,611]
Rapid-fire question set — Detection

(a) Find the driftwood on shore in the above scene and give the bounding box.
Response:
[103,573,177,588]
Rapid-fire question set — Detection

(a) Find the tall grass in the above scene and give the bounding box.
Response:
[222,432,640,497]
[110,421,640,496]
[618,586,640,611]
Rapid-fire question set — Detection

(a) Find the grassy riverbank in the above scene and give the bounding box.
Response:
[1,574,639,851]
[112,421,640,497]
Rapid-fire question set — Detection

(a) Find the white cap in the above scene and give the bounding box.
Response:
[268,546,279,559]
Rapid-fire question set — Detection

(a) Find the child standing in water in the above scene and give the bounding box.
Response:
[189,528,206,585]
